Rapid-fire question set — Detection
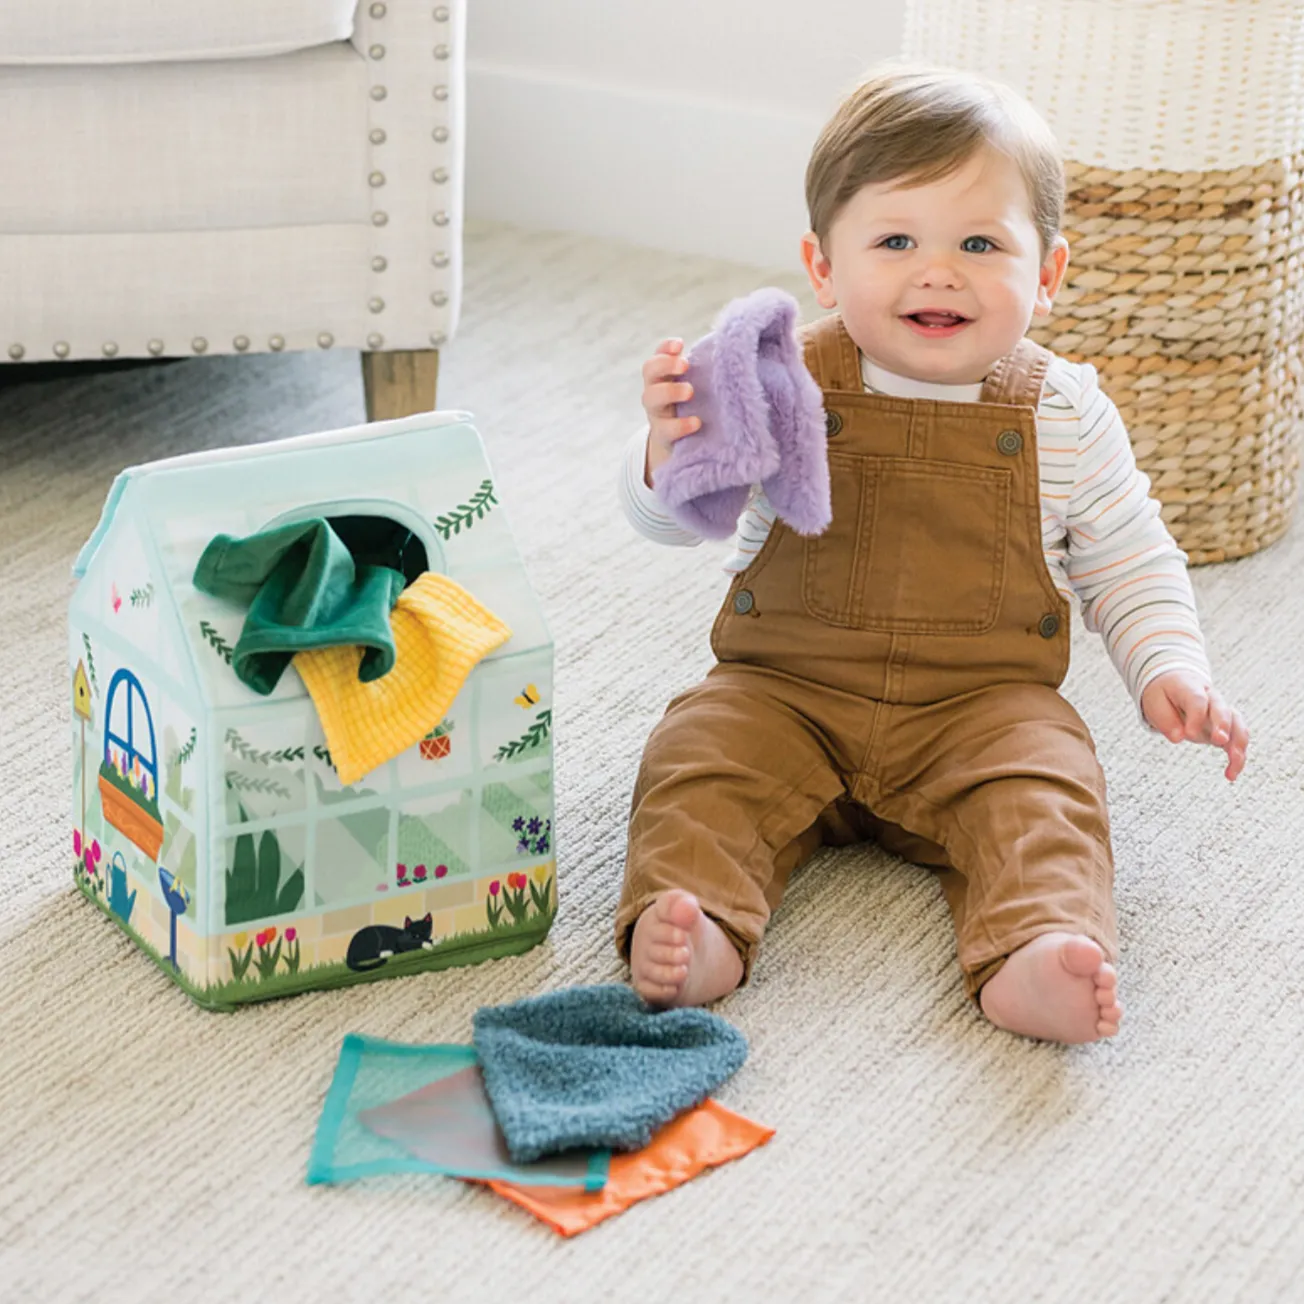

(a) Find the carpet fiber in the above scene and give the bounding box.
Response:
[2,222,1302,1303]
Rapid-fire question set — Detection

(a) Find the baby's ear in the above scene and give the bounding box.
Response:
[801,232,838,310]
[1035,235,1071,316]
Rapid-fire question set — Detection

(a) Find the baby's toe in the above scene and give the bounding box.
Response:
[642,960,688,986]
[658,889,704,933]
[647,942,690,967]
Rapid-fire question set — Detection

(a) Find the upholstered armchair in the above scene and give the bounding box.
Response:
[0,0,464,420]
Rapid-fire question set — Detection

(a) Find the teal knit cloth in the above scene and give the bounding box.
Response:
[472,984,749,1163]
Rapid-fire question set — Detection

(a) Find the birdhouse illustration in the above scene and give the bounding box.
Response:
[67,411,557,1010]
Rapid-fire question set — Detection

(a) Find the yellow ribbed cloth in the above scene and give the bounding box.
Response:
[293,572,512,785]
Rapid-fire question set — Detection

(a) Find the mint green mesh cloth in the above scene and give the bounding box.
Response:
[306,1034,609,1190]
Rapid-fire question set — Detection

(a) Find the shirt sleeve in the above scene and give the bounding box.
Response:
[617,425,705,548]
[1061,363,1213,709]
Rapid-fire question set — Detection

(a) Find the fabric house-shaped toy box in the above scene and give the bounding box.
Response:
[68,412,556,1010]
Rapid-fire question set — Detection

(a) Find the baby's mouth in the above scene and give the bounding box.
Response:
[904,310,969,328]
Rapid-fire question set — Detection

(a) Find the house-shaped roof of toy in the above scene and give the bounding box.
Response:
[72,411,551,711]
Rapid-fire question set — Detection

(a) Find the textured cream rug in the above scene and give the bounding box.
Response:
[2,222,1301,1303]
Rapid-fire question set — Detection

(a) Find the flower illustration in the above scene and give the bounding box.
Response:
[527,817,541,836]
[489,880,500,896]
[413,864,428,882]
[73,829,82,857]
[285,927,297,943]
[533,865,549,884]
[512,817,525,832]
[435,864,448,879]
[234,933,249,949]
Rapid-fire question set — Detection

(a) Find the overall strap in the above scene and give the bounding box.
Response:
[980,336,1053,409]
[797,313,862,392]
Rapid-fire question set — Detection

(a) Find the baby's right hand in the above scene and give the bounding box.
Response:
[641,338,701,487]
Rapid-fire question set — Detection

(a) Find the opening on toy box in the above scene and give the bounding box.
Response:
[262,498,447,587]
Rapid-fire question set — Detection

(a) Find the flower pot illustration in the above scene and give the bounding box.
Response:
[419,718,454,761]
[98,669,163,860]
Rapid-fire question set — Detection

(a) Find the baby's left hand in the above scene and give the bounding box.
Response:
[1140,670,1248,782]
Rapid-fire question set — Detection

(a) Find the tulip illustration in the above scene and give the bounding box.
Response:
[254,926,282,981]
[284,926,301,975]
[228,931,254,982]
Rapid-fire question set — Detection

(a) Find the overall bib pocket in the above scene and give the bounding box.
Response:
[802,452,1012,634]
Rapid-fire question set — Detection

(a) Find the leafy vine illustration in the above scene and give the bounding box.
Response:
[200,620,234,665]
[224,773,292,800]
[81,632,99,695]
[495,709,552,762]
[130,582,155,608]
[172,727,198,767]
[434,479,497,539]
[225,729,304,766]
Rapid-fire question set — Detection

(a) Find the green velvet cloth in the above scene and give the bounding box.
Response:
[193,518,420,695]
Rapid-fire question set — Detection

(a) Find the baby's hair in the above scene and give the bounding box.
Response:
[805,62,1064,255]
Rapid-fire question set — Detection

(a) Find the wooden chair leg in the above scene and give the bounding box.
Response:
[361,349,440,422]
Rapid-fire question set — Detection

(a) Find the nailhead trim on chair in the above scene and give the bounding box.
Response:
[359,0,457,348]
[0,3,459,365]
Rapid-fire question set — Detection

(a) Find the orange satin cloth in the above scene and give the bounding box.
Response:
[475,1099,774,1237]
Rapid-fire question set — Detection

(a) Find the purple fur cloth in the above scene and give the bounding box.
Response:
[652,287,831,539]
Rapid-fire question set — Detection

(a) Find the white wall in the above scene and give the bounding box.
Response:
[464,1,907,270]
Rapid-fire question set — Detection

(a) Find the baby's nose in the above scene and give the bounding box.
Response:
[916,256,964,287]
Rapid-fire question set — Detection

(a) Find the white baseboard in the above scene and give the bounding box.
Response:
[465,62,823,270]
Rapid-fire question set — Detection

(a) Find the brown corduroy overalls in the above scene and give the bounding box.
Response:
[617,315,1117,1001]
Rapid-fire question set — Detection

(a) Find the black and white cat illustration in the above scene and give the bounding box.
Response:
[346,913,435,971]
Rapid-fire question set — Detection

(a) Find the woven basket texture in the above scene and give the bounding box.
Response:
[902,0,1304,562]
[1029,157,1304,563]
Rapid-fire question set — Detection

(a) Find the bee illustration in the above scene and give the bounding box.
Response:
[514,684,540,709]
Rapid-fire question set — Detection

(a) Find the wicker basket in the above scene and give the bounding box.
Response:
[904,0,1304,562]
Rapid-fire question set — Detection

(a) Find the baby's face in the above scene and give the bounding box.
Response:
[802,148,1068,385]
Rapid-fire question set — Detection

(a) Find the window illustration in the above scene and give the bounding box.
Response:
[99,668,163,860]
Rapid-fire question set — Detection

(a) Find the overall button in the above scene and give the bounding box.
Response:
[733,589,755,615]
[997,429,1023,455]
[1038,613,1061,638]
[825,410,843,437]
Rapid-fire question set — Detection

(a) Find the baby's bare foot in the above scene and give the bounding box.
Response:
[629,889,744,1008]
[979,932,1122,1045]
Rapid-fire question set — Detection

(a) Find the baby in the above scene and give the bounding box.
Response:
[614,64,1250,1045]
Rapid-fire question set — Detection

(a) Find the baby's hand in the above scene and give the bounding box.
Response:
[1141,670,1249,781]
[641,338,701,487]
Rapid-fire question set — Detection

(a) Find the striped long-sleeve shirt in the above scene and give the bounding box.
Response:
[620,350,1212,711]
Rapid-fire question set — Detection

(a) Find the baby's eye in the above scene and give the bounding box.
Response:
[880,234,913,251]
[961,235,995,254]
